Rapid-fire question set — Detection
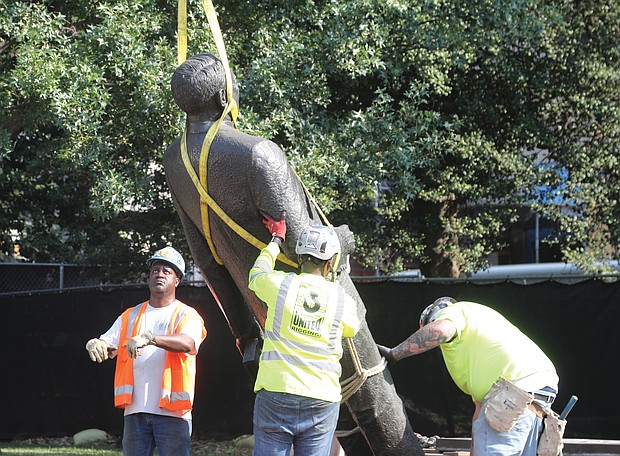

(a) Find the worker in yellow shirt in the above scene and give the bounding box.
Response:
[379,298,560,456]
[248,211,360,456]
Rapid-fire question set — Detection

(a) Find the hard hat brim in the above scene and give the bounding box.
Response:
[147,258,184,278]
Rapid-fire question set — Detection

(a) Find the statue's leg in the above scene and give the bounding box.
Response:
[335,405,374,456]
[338,319,424,456]
[334,271,423,456]
[201,264,263,378]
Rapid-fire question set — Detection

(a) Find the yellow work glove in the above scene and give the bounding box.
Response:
[125,330,156,358]
[86,338,112,363]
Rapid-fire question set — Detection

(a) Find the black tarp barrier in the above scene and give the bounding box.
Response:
[0,286,255,441]
[1,279,619,440]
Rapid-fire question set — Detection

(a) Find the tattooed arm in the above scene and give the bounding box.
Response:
[389,319,457,362]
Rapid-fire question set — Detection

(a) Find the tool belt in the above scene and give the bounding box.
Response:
[537,408,567,456]
[483,377,566,455]
[484,377,534,432]
[528,401,546,419]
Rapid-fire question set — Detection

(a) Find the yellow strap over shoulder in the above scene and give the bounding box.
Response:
[177,0,187,64]
[202,0,238,127]
[180,131,298,268]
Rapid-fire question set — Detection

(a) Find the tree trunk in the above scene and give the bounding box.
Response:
[417,197,461,278]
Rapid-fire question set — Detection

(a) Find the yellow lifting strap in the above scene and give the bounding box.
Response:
[201,0,238,127]
[179,132,297,268]
[177,0,187,65]
[176,0,297,268]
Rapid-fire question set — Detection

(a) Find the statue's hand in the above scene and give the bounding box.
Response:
[334,224,356,257]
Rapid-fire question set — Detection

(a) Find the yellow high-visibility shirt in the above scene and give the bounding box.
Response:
[249,242,360,402]
[436,301,558,402]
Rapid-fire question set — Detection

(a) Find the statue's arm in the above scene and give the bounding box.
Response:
[248,141,312,250]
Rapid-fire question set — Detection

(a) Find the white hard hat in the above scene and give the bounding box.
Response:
[419,297,456,328]
[147,246,185,277]
[295,225,341,261]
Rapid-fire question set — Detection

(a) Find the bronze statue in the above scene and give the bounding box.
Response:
[164,53,422,455]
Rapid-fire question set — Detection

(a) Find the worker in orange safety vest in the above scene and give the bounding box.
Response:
[86,246,206,456]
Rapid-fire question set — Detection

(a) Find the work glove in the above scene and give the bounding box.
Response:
[86,338,113,363]
[377,344,396,365]
[125,330,156,358]
[260,210,286,241]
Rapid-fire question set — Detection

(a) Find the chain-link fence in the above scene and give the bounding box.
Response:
[3,261,618,297]
[0,263,103,295]
[0,263,206,296]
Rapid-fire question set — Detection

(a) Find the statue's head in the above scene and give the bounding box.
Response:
[171,53,239,116]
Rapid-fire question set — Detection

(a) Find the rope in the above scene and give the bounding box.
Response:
[334,426,361,438]
[291,169,341,278]
[335,339,387,438]
[340,337,387,403]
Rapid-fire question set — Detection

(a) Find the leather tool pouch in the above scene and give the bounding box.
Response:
[537,409,567,456]
[484,376,533,432]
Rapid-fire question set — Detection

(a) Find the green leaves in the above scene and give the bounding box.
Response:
[232,0,620,275]
[1,0,618,278]
[0,0,183,271]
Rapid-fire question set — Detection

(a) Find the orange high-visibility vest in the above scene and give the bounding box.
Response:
[113,301,206,414]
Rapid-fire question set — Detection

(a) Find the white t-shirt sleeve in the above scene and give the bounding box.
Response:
[180,317,205,354]
[99,315,123,347]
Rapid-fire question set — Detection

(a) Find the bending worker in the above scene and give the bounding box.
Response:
[378,297,559,456]
[85,246,206,456]
[248,211,360,456]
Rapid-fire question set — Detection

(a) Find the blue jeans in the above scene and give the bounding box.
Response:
[473,404,543,456]
[253,389,339,456]
[122,412,191,456]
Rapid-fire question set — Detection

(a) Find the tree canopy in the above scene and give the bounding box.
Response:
[1,0,618,280]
